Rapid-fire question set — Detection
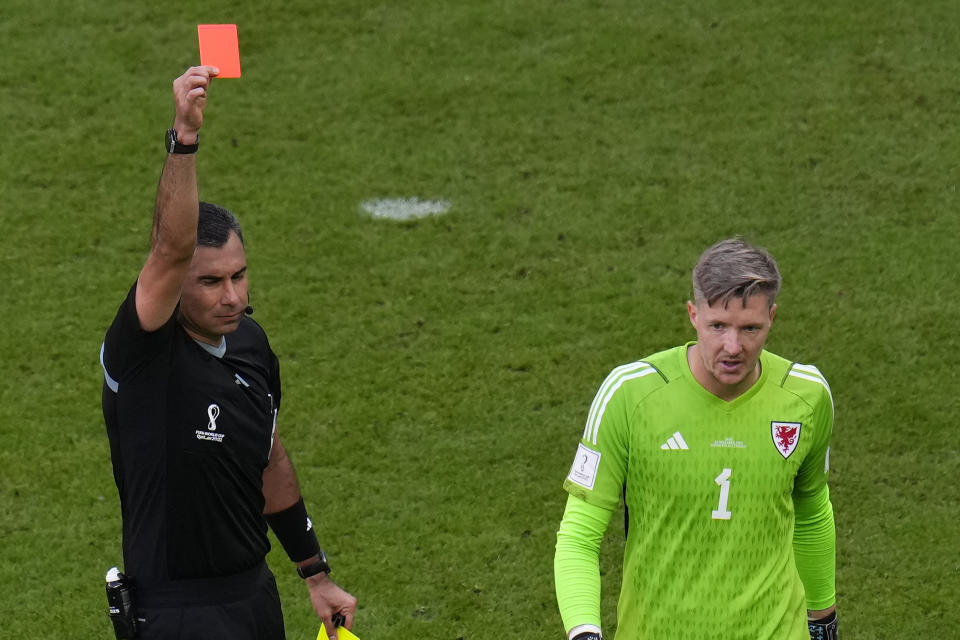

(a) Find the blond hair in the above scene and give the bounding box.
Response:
[692,237,781,308]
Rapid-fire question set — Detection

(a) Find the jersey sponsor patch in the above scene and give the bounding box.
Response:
[771,421,801,458]
[567,443,602,490]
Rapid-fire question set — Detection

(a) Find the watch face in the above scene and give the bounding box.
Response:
[165,128,176,152]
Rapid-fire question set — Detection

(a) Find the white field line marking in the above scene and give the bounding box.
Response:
[360,197,451,220]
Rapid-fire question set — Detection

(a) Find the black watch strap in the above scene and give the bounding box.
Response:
[296,551,331,579]
[165,128,199,154]
[572,633,602,640]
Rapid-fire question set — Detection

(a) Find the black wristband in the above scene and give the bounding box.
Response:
[165,128,199,154]
[264,497,321,562]
[296,550,331,579]
[572,633,602,640]
[808,611,838,640]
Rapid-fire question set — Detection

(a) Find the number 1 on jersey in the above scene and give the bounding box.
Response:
[712,468,732,520]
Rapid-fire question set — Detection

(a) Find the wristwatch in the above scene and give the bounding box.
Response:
[165,128,199,154]
[572,634,601,640]
[296,549,331,579]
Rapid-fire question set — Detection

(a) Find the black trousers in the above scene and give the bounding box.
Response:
[134,562,285,640]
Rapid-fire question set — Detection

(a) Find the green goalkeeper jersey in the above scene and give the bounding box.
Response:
[563,344,834,639]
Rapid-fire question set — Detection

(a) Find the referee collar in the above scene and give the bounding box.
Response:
[195,336,227,359]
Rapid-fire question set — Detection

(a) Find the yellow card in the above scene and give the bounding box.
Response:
[317,622,359,640]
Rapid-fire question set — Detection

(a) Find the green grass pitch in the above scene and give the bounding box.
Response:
[0,1,957,638]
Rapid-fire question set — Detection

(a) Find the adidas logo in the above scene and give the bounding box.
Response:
[661,431,689,450]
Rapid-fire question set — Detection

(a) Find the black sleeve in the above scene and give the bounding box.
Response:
[268,351,281,414]
[101,282,177,388]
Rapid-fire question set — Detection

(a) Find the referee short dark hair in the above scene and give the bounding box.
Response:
[198,202,244,248]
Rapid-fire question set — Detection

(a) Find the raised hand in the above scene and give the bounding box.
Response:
[171,65,218,144]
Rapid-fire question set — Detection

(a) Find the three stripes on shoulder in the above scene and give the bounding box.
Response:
[583,360,660,446]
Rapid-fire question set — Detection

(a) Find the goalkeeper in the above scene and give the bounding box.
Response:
[554,238,838,640]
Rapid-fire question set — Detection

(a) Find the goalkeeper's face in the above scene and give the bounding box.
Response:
[686,294,776,400]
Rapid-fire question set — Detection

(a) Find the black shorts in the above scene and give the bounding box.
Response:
[134,562,285,640]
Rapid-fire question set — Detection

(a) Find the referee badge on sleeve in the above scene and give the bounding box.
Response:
[568,443,602,489]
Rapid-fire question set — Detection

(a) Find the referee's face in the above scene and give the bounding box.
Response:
[686,294,776,401]
[179,231,249,345]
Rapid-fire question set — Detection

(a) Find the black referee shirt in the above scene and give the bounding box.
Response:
[101,284,281,585]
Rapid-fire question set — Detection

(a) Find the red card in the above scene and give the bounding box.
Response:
[198,24,241,78]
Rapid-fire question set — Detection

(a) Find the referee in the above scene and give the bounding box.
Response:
[100,66,356,639]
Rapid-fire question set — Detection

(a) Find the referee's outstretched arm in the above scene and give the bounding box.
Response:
[263,430,358,640]
[135,66,218,332]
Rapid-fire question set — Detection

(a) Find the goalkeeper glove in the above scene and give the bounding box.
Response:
[808,610,838,640]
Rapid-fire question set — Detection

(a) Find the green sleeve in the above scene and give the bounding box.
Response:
[793,368,833,493]
[554,493,614,634]
[793,483,836,610]
[792,382,836,611]
[562,370,633,511]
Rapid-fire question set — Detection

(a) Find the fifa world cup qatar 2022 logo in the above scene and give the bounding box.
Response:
[196,404,226,443]
[771,421,802,459]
